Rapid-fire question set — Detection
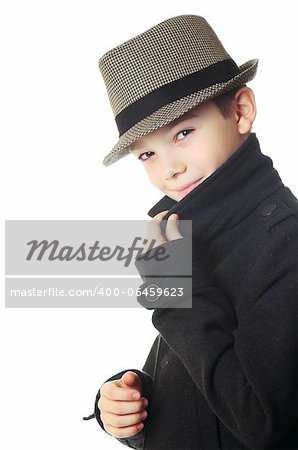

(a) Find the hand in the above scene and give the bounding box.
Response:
[98,371,149,439]
[141,210,183,255]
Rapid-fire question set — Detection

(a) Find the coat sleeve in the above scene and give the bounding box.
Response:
[85,334,160,449]
[135,215,298,449]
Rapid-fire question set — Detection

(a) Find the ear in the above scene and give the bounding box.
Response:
[233,86,257,134]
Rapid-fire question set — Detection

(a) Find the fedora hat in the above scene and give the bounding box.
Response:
[98,14,258,166]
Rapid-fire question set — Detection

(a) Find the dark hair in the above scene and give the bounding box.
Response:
[212,85,246,118]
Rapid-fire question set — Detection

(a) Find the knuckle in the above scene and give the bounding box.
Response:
[100,412,107,424]
[138,400,145,410]
[99,385,105,396]
[155,210,167,219]
[103,422,111,433]
[100,381,110,396]
[140,410,146,420]
[101,380,110,389]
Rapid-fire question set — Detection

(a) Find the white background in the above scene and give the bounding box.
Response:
[1,1,297,449]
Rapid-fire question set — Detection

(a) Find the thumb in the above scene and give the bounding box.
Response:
[121,371,142,391]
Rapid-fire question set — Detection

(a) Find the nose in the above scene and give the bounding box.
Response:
[163,156,186,180]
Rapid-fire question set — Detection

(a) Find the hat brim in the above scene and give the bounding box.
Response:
[103,58,258,166]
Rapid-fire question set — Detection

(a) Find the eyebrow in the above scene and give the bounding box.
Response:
[130,110,199,152]
[167,110,199,129]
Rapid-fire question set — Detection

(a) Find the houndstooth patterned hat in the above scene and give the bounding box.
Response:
[98,15,258,166]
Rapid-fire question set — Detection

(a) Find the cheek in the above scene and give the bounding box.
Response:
[146,166,163,189]
[187,141,210,167]
[188,140,223,174]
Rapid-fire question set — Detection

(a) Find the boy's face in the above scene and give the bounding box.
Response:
[130,100,250,202]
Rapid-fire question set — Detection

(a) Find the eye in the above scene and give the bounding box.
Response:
[176,129,193,141]
[138,151,154,161]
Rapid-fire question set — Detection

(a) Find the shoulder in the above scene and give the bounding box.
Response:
[246,186,298,279]
[236,187,298,317]
[254,186,298,235]
[233,186,298,280]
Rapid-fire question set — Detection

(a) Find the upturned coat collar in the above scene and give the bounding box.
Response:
[147,133,284,241]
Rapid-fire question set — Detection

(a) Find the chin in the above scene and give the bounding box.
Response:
[165,192,179,202]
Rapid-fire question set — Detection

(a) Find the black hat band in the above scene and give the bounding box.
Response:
[115,58,241,137]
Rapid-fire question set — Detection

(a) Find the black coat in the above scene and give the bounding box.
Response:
[90,133,298,449]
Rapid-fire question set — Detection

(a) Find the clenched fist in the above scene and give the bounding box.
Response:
[98,371,149,439]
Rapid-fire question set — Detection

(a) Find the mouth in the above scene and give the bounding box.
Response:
[175,178,204,197]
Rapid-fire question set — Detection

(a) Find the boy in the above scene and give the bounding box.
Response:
[84,15,298,449]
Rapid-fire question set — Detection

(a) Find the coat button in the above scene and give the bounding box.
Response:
[261,203,277,216]
[144,283,162,302]
[160,354,169,369]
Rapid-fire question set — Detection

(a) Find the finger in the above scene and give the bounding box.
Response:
[120,371,142,392]
[141,210,170,255]
[103,408,148,428]
[143,216,167,253]
[104,421,144,439]
[99,397,147,415]
[153,210,169,221]
[165,213,183,241]
[101,380,141,401]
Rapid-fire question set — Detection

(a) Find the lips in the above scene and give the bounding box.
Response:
[176,178,204,197]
